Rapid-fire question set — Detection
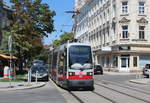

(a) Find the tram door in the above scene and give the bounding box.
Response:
[58,51,67,82]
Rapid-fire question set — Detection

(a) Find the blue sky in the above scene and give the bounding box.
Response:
[43,0,74,45]
[5,0,74,45]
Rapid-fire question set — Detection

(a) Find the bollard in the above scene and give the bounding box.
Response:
[30,69,32,83]
[149,71,150,79]
[28,70,30,84]
[36,71,38,83]
[28,68,32,84]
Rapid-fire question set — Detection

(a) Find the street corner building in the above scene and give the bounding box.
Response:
[74,0,150,72]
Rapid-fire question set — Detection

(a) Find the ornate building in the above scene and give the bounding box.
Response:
[74,0,150,72]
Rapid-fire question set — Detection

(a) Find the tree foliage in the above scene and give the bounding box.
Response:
[0,30,10,54]
[52,32,74,48]
[35,47,49,63]
[9,0,55,61]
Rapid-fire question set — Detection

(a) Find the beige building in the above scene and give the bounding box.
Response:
[74,0,150,72]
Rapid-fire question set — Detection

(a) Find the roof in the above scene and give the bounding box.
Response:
[0,54,17,59]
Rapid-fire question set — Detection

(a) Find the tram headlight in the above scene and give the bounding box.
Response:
[87,72,93,76]
[69,72,75,76]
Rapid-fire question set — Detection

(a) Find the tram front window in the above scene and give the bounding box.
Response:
[69,45,92,69]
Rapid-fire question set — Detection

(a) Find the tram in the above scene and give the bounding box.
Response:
[50,42,94,90]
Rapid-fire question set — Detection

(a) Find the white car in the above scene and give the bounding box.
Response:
[31,66,49,81]
[143,64,150,77]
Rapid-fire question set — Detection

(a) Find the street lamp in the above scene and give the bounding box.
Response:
[65,10,80,38]
[8,32,13,87]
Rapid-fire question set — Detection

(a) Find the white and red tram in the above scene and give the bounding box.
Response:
[50,42,94,90]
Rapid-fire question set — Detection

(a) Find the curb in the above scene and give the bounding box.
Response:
[104,72,142,75]
[129,79,150,85]
[0,82,46,91]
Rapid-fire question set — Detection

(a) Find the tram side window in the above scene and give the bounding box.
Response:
[59,53,64,67]
[58,51,67,74]
[64,50,67,73]
[52,52,58,69]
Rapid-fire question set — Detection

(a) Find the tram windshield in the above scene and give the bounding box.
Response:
[69,45,92,69]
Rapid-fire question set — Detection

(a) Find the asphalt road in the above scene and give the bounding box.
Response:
[1,73,150,103]
[94,73,150,92]
[0,82,66,103]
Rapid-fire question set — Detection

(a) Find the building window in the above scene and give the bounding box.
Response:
[139,2,145,14]
[133,57,137,67]
[122,25,128,39]
[122,1,128,14]
[139,26,145,39]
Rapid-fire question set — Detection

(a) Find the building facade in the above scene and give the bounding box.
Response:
[74,0,150,72]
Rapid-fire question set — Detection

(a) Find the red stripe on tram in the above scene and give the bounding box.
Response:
[68,75,93,79]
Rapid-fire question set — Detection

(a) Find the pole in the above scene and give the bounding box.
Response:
[28,69,30,83]
[29,68,31,83]
[28,67,31,84]
[9,52,12,87]
[65,10,80,39]
[8,33,12,87]
[36,70,38,83]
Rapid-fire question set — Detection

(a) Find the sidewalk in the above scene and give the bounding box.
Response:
[104,71,150,84]
[0,82,46,91]
[104,71,142,75]
[130,79,150,84]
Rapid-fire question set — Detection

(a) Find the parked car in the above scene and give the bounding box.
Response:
[31,66,49,81]
[143,64,150,77]
[32,60,44,66]
[94,65,103,75]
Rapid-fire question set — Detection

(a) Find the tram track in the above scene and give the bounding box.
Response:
[91,91,116,103]
[50,77,115,103]
[94,81,150,103]
[68,90,116,103]
[68,91,85,103]
[96,80,150,95]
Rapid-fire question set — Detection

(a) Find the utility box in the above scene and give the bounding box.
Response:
[3,66,11,79]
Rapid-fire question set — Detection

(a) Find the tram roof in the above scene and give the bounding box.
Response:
[67,42,91,47]
[53,42,91,52]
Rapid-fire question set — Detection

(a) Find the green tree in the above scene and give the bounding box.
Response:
[9,0,55,70]
[60,32,74,44]
[36,48,49,63]
[10,0,55,59]
[0,30,10,54]
[52,40,61,48]
[52,32,74,48]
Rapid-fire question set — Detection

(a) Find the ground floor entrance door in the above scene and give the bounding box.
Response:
[120,56,130,71]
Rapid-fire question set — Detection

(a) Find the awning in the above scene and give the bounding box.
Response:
[0,54,17,59]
